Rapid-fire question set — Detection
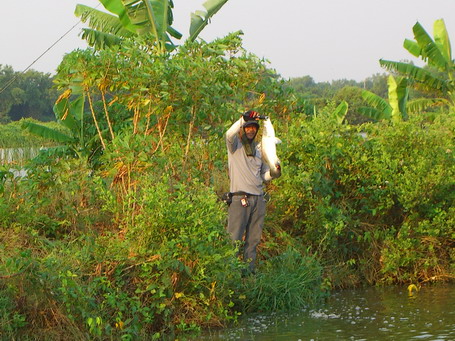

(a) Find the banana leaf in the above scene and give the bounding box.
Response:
[361,90,391,115]
[379,59,450,93]
[433,19,452,63]
[412,21,448,70]
[333,100,348,124]
[403,39,421,58]
[80,29,123,49]
[53,96,84,132]
[388,75,408,122]
[358,107,390,121]
[21,122,73,144]
[99,0,138,33]
[75,4,132,37]
[189,0,229,42]
[407,98,449,114]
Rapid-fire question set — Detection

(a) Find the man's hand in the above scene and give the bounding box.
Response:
[242,110,260,121]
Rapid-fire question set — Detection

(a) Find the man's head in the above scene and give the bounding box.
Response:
[243,121,259,140]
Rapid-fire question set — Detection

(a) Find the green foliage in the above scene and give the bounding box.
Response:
[1,14,454,341]
[1,157,107,238]
[0,252,30,338]
[241,248,325,312]
[0,163,246,339]
[381,208,455,283]
[332,86,371,125]
[271,110,454,285]
[52,32,288,171]
[286,73,390,124]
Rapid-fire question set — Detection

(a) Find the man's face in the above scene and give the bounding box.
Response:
[244,125,258,139]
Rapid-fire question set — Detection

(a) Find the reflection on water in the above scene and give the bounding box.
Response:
[0,147,42,164]
[199,284,455,340]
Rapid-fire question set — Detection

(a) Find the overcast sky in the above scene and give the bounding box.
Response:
[1,0,454,82]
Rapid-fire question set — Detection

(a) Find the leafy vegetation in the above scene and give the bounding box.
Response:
[272,111,454,286]
[0,8,454,340]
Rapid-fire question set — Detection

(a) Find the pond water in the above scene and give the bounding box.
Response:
[198,284,454,340]
[0,146,42,164]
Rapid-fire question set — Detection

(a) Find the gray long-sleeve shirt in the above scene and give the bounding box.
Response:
[225,117,272,195]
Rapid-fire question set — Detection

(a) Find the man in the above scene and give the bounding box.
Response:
[225,110,280,273]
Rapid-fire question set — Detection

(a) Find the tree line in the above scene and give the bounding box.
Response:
[0,62,389,126]
[0,65,58,123]
[0,66,440,129]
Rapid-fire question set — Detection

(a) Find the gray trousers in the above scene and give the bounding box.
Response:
[227,194,266,271]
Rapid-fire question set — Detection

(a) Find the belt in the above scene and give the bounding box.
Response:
[231,191,262,197]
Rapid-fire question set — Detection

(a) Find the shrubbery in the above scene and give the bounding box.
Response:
[270,111,454,286]
[1,110,453,339]
[0,30,453,340]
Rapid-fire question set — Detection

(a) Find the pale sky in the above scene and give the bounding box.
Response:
[1,0,454,82]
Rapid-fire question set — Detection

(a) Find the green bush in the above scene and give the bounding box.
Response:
[0,167,247,339]
[271,111,454,285]
[2,157,108,238]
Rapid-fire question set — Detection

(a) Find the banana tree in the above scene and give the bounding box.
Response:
[359,75,409,123]
[75,0,229,53]
[75,0,181,53]
[379,19,455,111]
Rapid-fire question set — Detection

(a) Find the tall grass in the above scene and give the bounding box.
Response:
[241,248,326,312]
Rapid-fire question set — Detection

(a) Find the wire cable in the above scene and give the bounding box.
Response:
[0,20,82,95]
[0,3,101,95]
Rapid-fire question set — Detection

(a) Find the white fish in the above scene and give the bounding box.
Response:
[261,118,282,178]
